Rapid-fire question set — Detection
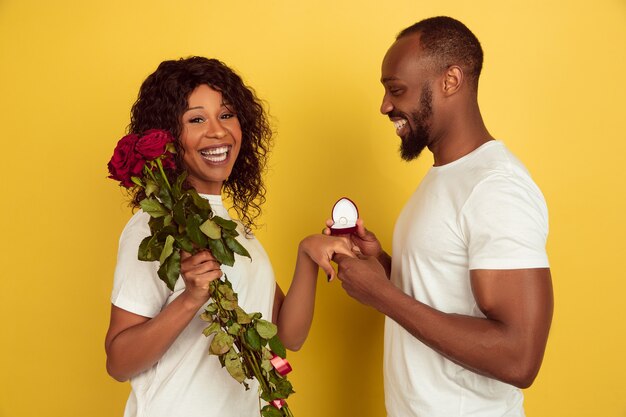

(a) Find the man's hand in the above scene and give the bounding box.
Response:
[333,253,394,308]
[324,218,383,257]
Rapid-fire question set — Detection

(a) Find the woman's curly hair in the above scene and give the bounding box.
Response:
[128,56,273,231]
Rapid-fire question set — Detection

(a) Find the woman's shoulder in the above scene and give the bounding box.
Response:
[119,209,151,239]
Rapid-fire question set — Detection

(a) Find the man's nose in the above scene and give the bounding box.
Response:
[380,97,393,115]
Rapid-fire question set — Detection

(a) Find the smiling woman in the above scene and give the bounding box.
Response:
[104,56,356,417]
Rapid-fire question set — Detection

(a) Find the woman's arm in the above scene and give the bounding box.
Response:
[104,250,222,381]
[274,235,354,351]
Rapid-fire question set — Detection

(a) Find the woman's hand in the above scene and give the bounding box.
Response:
[299,234,356,281]
[180,249,223,307]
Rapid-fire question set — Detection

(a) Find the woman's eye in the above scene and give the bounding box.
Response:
[189,117,204,123]
[221,113,237,120]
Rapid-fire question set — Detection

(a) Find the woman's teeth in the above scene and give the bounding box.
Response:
[393,119,407,134]
[200,146,229,162]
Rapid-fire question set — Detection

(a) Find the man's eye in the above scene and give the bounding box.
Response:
[390,89,402,96]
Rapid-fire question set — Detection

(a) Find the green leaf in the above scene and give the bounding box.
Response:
[138,235,161,262]
[186,214,208,247]
[261,405,283,417]
[209,331,234,355]
[273,378,294,398]
[202,321,221,337]
[218,283,237,301]
[188,189,211,212]
[140,197,169,218]
[199,311,213,323]
[159,235,175,264]
[172,169,186,199]
[200,218,221,239]
[157,223,178,239]
[245,327,262,351]
[175,235,194,253]
[204,302,218,315]
[145,178,158,197]
[165,142,177,154]
[222,228,239,239]
[147,215,164,234]
[224,236,251,259]
[173,194,188,226]
[131,176,143,187]
[207,238,235,266]
[224,348,247,383]
[235,306,252,324]
[227,322,242,336]
[157,181,173,210]
[269,335,287,359]
[256,319,278,340]
[261,356,273,372]
[212,215,237,230]
[220,298,238,311]
[157,250,180,290]
[162,214,172,227]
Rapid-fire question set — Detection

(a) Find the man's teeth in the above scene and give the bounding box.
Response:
[200,146,229,162]
[393,119,407,131]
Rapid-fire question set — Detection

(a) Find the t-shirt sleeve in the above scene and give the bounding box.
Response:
[111,211,171,318]
[460,173,550,270]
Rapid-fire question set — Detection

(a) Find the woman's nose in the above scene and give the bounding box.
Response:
[205,120,227,139]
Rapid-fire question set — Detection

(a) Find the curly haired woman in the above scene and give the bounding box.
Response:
[105,57,352,417]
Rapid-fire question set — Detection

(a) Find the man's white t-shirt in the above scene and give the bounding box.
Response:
[111,194,276,417]
[385,141,549,417]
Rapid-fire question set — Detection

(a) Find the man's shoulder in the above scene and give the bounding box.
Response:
[459,141,536,187]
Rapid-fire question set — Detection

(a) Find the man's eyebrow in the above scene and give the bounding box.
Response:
[381,76,399,83]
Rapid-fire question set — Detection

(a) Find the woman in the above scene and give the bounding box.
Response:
[105,56,351,417]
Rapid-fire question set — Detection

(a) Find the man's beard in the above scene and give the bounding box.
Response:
[400,84,433,161]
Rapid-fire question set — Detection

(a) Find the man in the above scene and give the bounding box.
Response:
[332,16,553,417]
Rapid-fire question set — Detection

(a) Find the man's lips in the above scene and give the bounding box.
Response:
[392,118,408,136]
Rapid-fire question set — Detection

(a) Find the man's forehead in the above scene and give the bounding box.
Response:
[381,34,427,82]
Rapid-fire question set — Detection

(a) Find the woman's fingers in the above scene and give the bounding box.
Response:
[180,249,223,288]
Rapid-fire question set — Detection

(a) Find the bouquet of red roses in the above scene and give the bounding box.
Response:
[108,129,294,417]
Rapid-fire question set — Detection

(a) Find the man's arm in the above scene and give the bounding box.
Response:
[335,255,553,388]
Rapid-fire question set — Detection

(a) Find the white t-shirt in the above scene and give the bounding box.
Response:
[111,194,276,417]
[385,141,549,417]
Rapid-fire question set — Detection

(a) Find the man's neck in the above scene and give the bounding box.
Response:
[430,104,493,166]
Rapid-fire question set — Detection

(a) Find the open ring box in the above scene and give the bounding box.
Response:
[329,197,359,235]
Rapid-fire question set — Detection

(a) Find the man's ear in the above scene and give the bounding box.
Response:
[442,65,463,96]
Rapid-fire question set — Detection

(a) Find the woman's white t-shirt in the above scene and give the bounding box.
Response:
[111,194,276,417]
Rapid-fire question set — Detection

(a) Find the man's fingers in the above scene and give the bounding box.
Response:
[355,219,368,238]
[333,253,350,263]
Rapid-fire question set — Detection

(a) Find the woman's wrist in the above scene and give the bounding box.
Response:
[177,289,210,312]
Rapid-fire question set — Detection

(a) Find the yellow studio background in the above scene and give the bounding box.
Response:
[1,0,624,416]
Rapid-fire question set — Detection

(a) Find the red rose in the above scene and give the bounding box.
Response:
[161,154,177,171]
[107,133,144,188]
[135,129,175,159]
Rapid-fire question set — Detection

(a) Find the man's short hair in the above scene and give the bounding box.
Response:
[398,16,484,89]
